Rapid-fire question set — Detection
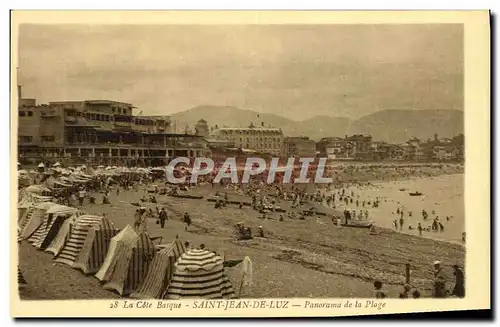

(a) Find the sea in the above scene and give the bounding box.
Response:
[331,173,465,245]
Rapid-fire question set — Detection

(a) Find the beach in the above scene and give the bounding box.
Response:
[19,166,465,300]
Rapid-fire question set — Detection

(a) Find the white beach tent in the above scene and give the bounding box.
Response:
[54,215,119,274]
[130,239,187,299]
[96,226,156,296]
[95,225,138,281]
[27,204,79,250]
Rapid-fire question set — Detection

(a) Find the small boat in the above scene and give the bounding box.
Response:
[409,191,423,196]
[341,220,373,228]
[399,188,406,191]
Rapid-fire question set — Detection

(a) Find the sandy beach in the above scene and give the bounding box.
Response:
[19,166,465,300]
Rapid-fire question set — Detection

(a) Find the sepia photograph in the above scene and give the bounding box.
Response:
[10,10,490,318]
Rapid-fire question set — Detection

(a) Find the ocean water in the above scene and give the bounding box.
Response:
[330,174,465,245]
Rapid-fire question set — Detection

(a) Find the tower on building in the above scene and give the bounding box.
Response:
[195,119,209,137]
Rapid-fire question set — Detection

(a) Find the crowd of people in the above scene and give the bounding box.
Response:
[374,261,465,299]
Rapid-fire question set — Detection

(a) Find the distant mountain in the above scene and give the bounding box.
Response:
[170,106,463,143]
[350,109,464,143]
[289,115,351,140]
[170,105,291,131]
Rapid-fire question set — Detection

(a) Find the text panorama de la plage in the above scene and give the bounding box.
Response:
[109,300,387,311]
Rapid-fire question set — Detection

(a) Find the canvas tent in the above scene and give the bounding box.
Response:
[45,216,76,257]
[130,239,186,299]
[19,202,58,239]
[17,230,27,288]
[54,215,119,274]
[27,205,79,250]
[165,248,236,299]
[96,226,156,296]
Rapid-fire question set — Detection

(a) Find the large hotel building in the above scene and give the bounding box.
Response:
[17,89,208,166]
[209,124,284,156]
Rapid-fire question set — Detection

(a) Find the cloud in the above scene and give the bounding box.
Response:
[18,24,463,119]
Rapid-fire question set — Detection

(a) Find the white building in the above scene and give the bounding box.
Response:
[210,125,284,156]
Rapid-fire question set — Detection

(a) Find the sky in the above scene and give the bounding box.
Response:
[18,24,463,120]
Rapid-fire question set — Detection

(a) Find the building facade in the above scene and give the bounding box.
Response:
[210,124,284,156]
[17,96,208,166]
[283,136,316,157]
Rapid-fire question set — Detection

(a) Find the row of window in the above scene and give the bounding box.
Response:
[19,111,34,117]
[238,143,281,149]
[222,130,281,135]
[19,135,55,142]
[65,110,161,126]
[230,137,282,142]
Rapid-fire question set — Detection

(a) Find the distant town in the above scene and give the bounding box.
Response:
[17,93,465,166]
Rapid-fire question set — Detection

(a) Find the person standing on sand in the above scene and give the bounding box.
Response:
[159,207,168,228]
[433,261,447,298]
[134,209,142,231]
[78,188,86,206]
[399,284,412,298]
[183,212,192,231]
[418,223,423,236]
[451,264,465,298]
[399,216,404,231]
[373,281,387,298]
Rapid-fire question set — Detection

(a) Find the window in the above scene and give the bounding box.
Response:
[19,111,26,117]
[41,135,55,142]
[19,136,33,143]
[27,111,33,117]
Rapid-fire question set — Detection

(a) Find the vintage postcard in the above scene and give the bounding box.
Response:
[10,10,490,318]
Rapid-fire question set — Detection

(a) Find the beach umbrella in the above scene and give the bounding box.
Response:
[166,249,236,299]
[37,162,45,168]
[53,162,61,167]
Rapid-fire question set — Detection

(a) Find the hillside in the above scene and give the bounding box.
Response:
[170,106,463,142]
[350,109,464,143]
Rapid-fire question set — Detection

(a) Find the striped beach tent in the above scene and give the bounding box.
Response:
[54,215,119,274]
[95,225,138,282]
[17,230,27,289]
[19,202,57,239]
[130,239,186,299]
[18,268,28,289]
[45,215,77,256]
[27,204,79,250]
[165,248,236,299]
[97,228,156,296]
[18,203,33,225]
